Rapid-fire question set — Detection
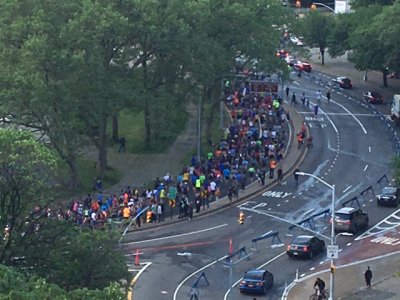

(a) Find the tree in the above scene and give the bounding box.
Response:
[296,11,333,65]
[327,14,353,58]
[346,5,388,85]
[44,229,129,291]
[0,129,58,263]
[0,264,125,299]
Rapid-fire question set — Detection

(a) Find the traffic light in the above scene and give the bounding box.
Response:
[239,211,245,225]
[330,264,336,273]
[311,3,317,10]
[295,0,301,8]
[146,210,152,223]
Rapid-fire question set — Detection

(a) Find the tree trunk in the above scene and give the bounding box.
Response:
[320,47,325,65]
[96,116,108,177]
[383,68,388,87]
[66,156,79,192]
[363,70,368,81]
[112,114,119,143]
[142,61,151,150]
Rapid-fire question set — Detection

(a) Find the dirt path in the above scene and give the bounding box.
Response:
[104,102,198,193]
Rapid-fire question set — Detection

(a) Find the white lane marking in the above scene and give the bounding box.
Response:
[369,146,372,152]
[309,101,338,133]
[293,81,300,85]
[331,99,368,134]
[247,215,252,219]
[173,255,228,300]
[346,243,352,246]
[364,165,368,171]
[122,223,228,245]
[240,207,330,240]
[302,209,315,217]
[223,252,287,300]
[300,273,306,277]
[342,185,352,193]
[356,207,400,240]
[310,267,316,271]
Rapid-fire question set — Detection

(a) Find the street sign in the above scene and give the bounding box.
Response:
[327,245,339,259]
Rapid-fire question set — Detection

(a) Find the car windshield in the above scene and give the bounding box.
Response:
[382,187,396,195]
[291,237,310,245]
[342,78,351,83]
[244,273,262,280]
[335,213,350,220]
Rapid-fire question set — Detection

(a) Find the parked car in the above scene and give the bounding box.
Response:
[294,61,312,72]
[334,207,369,234]
[239,269,274,295]
[332,77,352,89]
[377,187,400,207]
[363,91,384,104]
[286,235,325,259]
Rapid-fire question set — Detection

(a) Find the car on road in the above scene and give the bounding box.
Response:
[286,235,325,259]
[239,269,274,295]
[294,61,312,72]
[332,77,352,89]
[377,186,400,207]
[363,91,384,104]
[334,207,369,234]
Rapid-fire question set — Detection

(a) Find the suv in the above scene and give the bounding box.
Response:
[332,77,352,89]
[334,207,369,234]
[377,187,400,207]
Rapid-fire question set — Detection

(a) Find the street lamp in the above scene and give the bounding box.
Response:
[177,252,233,299]
[311,2,335,13]
[295,172,335,300]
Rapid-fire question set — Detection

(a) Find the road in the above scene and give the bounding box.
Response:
[121,70,399,300]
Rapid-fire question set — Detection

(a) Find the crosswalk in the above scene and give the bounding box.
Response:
[355,208,400,241]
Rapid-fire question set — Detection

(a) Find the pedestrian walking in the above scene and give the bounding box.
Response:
[285,86,290,97]
[301,92,306,106]
[364,266,372,288]
[316,90,322,104]
[118,137,126,153]
[291,92,296,106]
[326,91,331,103]
[277,168,283,184]
[314,104,319,116]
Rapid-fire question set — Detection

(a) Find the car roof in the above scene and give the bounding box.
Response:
[382,186,397,193]
[336,76,350,80]
[336,207,357,214]
[245,270,265,275]
[290,235,314,243]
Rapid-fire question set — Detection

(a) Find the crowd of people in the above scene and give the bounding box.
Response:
[53,75,292,230]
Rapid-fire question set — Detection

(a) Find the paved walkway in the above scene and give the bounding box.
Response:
[285,49,400,300]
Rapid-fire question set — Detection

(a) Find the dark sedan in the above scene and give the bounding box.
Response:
[332,77,352,89]
[239,269,274,295]
[363,91,384,104]
[286,235,325,259]
[377,187,400,207]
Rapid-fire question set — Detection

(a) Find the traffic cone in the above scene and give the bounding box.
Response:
[135,249,140,266]
[229,239,233,255]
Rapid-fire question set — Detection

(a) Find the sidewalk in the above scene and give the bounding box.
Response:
[122,102,307,235]
[308,48,400,101]
[285,251,400,300]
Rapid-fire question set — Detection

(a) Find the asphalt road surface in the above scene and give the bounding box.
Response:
[121,70,399,300]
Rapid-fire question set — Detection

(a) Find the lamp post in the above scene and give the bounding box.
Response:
[311,2,335,13]
[177,252,233,299]
[295,172,335,300]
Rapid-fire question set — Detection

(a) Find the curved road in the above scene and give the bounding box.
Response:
[121,70,397,300]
